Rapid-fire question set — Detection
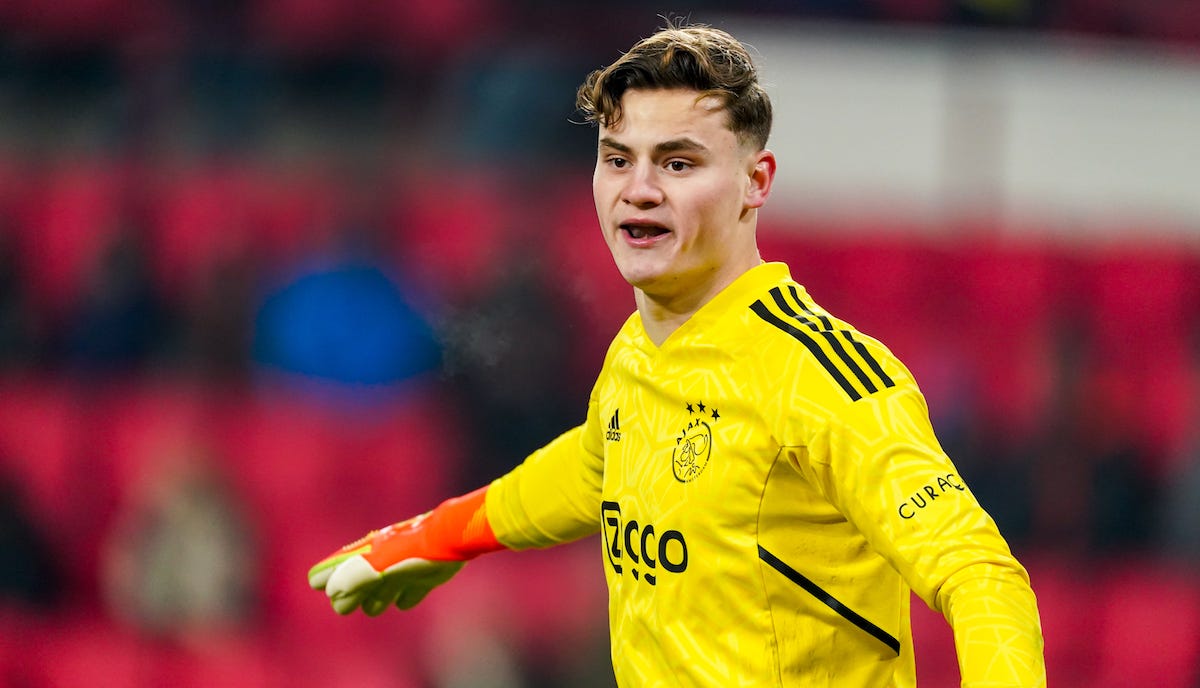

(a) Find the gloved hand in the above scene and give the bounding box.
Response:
[308,486,502,616]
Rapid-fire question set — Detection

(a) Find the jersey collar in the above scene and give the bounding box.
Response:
[632,261,793,353]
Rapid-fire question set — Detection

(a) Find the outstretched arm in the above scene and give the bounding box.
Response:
[486,423,605,549]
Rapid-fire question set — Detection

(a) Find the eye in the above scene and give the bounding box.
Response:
[666,160,692,172]
[605,156,630,169]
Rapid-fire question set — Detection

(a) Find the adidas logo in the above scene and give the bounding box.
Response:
[606,409,622,442]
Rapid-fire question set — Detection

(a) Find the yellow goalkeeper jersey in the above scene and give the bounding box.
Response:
[487,262,1045,687]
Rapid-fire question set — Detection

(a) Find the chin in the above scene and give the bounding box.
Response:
[612,247,670,281]
[614,260,665,290]
[617,269,652,290]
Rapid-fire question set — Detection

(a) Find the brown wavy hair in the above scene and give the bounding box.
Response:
[576,22,772,150]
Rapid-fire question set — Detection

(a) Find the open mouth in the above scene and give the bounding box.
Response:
[621,223,670,240]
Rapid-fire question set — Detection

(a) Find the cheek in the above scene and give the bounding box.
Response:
[593,177,618,212]
[688,187,738,233]
[685,199,744,256]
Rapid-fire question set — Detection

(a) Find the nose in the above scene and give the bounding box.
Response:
[621,166,663,208]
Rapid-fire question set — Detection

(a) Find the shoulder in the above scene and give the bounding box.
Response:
[740,277,913,404]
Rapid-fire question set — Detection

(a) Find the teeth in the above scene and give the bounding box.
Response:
[624,224,666,240]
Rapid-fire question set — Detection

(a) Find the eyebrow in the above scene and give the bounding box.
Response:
[598,136,710,157]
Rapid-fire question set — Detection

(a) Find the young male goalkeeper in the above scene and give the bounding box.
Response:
[310,22,1047,687]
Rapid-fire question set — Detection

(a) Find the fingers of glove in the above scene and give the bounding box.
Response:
[361,573,407,617]
[386,559,465,610]
[330,587,370,616]
[395,585,444,611]
[325,555,383,615]
[362,596,390,617]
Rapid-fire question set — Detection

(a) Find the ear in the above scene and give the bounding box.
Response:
[744,149,776,210]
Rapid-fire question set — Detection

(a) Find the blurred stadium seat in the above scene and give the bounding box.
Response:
[1024,555,1104,687]
[9,161,128,317]
[910,593,959,686]
[386,168,520,306]
[1093,560,1200,688]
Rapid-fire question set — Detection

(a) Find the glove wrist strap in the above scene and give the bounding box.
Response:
[427,485,503,559]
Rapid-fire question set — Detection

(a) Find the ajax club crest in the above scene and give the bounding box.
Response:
[672,401,720,482]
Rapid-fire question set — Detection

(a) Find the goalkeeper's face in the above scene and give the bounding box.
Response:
[592,87,775,307]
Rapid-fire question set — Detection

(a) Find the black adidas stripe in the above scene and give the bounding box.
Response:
[839,330,895,388]
[753,287,896,400]
[750,300,863,401]
[758,545,901,655]
[787,286,895,390]
[771,287,883,395]
[787,285,834,331]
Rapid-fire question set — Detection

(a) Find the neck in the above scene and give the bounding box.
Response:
[635,254,760,347]
[636,292,701,347]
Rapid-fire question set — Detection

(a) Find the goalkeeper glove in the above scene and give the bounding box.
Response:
[308,485,503,616]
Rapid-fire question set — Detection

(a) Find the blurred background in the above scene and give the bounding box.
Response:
[1,1,1199,686]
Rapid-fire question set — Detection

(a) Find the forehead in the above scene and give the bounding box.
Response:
[599,88,734,143]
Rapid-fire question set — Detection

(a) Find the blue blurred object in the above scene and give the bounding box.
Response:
[253,261,441,386]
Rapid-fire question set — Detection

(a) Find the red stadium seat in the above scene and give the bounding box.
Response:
[9,161,128,317]
[801,234,947,371]
[0,380,77,528]
[272,622,428,688]
[386,168,519,306]
[0,380,115,600]
[1084,246,1196,365]
[952,239,1065,435]
[1092,560,1200,688]
[1081,246,1199,460]
[1024,554,1103,687]
[147,164,259,300]
[28,613,143,688]
[910,594,959,687]
[248,163,343,262]
[149,634,276,688]
[150,160,353,309]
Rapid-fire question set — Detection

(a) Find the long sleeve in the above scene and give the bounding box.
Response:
[795,382,1046,686]
[485,420,605,549]
[939,565,1046,687]
[484,331,622,550]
